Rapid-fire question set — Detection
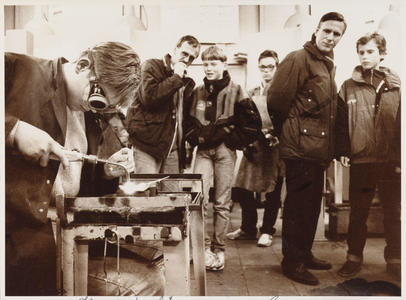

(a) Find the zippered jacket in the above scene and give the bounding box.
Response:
[337,66,401,164]
[267,41,338,167]
[126,54,195,164]
[184,71,262,151]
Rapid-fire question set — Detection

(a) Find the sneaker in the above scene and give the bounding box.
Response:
[387,263,401,281]
[227,228,256,240]
[209,250,225,271]
[205,248,217,270]
[257,233,273,247]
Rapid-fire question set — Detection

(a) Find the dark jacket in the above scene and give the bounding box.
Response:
[337,66,401,164]
[126,54,195,165]
[5,52,124,295]
[267,41,338,167]
[185,71,262,151]
[235,84,282,193]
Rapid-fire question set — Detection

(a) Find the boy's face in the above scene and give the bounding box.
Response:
[258,57,277,84]
[314,20,345,54]
[357,40,384,70]
[203,60,227,81]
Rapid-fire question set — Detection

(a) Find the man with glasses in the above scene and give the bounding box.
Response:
[5,41,141,295]
[229,50,284,248]
[126,35,200,191]
[267,12,347,285]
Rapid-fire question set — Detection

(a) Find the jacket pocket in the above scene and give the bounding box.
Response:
[298,118,329,161]
[130,119,167,145]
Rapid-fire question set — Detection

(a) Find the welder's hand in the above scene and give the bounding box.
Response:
[265,132,279,147]
[340,156,350,167]
[174,62,187,77]
[13,121,69,169]
[104,147,135,179]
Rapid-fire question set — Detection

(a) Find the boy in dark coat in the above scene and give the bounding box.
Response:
[336,32,401,281]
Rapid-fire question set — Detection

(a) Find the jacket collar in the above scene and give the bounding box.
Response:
[303,41,335,71]
[163,53,174,76]
[204,71,231,93]
[351,65,401,90]
[52,57,69,141]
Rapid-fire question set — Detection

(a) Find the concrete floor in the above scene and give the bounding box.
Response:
[191,202,401,297]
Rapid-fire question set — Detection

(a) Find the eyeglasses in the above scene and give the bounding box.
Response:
[258,64,276,72]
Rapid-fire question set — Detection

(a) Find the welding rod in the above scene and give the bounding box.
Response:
[49,149,130,181]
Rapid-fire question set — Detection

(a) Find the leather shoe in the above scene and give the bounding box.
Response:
[282,264,319,286]
[387,263,401,281]
[305,257,332,270]
[338,260,361,277]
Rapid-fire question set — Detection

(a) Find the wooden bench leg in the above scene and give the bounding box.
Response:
[61,229,88,296]
[191,209,206,296]
[163,237,190,295]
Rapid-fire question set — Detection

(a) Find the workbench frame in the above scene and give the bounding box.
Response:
[56,174,206,296]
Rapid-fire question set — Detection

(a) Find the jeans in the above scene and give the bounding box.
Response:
[192,143,237,252]
[281,159,325,267]
[133,146,180,192]
[234,176,284,236]
[346,163,401,263]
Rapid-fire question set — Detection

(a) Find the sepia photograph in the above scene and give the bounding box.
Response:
[2,0,403,299]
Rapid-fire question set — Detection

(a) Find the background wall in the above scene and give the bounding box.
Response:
[4,3,402,90]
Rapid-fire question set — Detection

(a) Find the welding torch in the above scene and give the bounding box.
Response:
[49,149,130,182]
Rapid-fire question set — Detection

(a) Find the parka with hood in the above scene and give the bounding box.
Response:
[336,66,401,164]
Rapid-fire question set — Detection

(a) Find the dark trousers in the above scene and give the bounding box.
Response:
[281,159,325,267]
[234,176,284,236]
[6,222,57,296]
[347,163,401,262]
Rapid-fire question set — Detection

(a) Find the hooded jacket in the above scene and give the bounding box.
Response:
[267,41,338,167]
[337,66,401,164]
[126,54,195,166]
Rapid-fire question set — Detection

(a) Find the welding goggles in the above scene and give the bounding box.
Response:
[87,50,120,113]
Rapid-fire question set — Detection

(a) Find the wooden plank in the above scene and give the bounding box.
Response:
[66,194,193,209]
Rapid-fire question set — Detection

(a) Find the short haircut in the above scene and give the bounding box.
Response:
[176,35,201,50]
[201,46,227,62]
[258,50,279,68]
[318,12,347,34]
[79,41,141,109]
[356,31,387,56]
